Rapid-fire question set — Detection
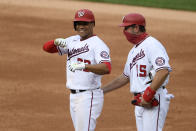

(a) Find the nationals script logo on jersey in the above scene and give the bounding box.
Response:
[130,49,145,70]
[68,44,89,60]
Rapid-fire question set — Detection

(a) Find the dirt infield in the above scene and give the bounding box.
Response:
[0,0,196,131]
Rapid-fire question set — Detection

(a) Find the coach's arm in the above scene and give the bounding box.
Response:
[102,74,129,94]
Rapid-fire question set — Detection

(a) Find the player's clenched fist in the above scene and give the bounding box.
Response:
[68,62,86,72]
[54,38,67,49]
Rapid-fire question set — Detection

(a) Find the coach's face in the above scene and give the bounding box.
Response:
[124,24,140,35]
[75,21,94,40]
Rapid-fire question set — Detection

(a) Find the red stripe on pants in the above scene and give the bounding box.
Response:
[156,94,161,131]
[88,92,94,131]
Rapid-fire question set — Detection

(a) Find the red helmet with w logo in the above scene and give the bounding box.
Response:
[74,9,95,22]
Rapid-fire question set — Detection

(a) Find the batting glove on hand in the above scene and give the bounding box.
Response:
[54,38,67,49]
[131,94,141,105]
[131,93,159,107]
[68,62,86,72]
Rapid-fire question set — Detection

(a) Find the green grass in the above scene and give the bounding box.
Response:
[81,0,196,11]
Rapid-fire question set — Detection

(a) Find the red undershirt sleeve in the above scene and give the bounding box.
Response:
[102,62,111,73]
[43,40,58,53]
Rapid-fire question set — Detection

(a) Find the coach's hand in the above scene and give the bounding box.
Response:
[131,94,151,108]
[54,38,67,49]
[140,97,154,108]
[68,62,86,72]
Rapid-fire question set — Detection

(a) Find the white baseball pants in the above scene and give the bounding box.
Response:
[70,88,104,131]
[135,88,174,131]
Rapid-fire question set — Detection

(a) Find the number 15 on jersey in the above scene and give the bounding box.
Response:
[136,64,147,77]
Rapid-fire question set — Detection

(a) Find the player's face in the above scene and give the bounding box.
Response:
[75,21,94,40]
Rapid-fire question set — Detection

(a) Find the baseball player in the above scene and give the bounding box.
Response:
[102,13,174,131]
[43,9,111,131]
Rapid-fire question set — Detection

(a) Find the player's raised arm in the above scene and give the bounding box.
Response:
[43,38,68,54]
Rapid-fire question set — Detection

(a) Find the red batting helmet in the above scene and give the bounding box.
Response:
[74,9,95,22]
[119,13,146,27]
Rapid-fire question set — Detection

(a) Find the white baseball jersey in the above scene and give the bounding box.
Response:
[123,36,172,93]
[57,35,111,90]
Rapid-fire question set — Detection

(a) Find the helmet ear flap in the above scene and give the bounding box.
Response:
[92,21,95,27]
[74,21,77,30]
